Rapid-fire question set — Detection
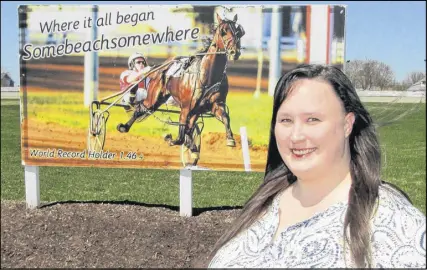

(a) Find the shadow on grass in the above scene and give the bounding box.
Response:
[39,200,243,216]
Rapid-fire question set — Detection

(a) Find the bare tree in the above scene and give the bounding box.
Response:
[404,71,426,85]
[360,60,377,90]
[373,61,395,90]
[344,60,364,89]
[344,59,396,90]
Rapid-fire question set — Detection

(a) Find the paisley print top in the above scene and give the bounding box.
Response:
[209,185,426,268]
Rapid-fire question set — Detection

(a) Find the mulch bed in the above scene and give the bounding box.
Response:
[1,201,241,268]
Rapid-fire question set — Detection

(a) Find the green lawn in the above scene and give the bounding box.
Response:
[1,100,425,214]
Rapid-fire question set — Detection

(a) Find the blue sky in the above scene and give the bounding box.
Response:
[1,1,425,83]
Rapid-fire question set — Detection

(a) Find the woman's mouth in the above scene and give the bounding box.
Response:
[291,147,317,158]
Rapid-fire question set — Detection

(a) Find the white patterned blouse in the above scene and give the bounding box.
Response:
[208,185,426,268]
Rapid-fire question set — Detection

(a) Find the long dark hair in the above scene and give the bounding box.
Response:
[209,64,411,267]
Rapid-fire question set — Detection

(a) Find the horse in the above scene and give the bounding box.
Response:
[117,13,245,155]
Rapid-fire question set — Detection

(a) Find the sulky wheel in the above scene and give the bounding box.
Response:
[180,124,202,167]
[87,109,109,152]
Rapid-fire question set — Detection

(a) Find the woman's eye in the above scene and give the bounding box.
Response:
[279,118,292,123]
[308,117,320,122]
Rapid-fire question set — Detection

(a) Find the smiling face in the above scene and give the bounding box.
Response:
[274,78,355,180]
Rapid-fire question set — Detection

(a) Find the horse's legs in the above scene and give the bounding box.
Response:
[185,113,200,152]
[212,102,236,147]
[164,108,190,146]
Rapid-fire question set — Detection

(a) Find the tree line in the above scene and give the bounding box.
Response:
[344,59,425,91]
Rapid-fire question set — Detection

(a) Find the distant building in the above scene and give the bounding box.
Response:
[1,70,15,87]
[407,77,426,92]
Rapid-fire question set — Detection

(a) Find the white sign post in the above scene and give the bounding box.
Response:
[178,126,252,216]
[179,168,193,217]
[24,165,40,209]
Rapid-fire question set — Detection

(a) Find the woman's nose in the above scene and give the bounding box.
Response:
[290,123,305,142]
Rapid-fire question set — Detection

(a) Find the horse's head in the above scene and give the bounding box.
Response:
[214,13,245,61]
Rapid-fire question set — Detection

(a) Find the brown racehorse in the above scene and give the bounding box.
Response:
[117,13,245,154]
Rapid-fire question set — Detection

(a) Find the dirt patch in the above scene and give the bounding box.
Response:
[1,201,241,268]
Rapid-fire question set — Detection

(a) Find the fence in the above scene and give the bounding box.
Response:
[1,87,19,99]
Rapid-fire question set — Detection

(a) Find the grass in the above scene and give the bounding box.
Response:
[1,99,426,214]
[371,102,426,212]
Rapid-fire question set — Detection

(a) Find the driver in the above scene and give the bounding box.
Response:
[120,52,153,111]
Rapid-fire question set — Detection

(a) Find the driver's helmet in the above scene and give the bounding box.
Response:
[128,52,147,70]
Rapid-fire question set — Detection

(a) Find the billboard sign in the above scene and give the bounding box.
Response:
[19,4,346,171]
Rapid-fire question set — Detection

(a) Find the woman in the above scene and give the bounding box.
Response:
[208,64,425,268]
